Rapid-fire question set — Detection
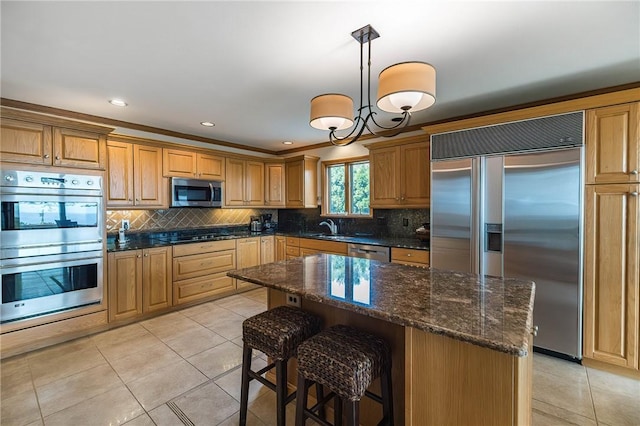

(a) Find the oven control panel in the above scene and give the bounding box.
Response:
[1,169,101,191]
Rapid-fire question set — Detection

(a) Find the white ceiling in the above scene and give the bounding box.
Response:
[1,1,639,153]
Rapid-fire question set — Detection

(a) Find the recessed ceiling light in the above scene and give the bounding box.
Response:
[283,141,293,145]
[200,121,215,127]
[109,99,128,107]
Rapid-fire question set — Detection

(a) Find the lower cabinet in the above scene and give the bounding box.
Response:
[237,236,261,290]
[172,240,237,305]
[275,235,287,261]
[391,247,430,268]
[108,246,172,322]
[299,238,347,256]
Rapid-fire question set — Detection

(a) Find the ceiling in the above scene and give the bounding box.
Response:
[1,1,639,153]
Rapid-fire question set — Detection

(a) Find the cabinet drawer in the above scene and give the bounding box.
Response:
[173,249,236,281]
[172,239,236,257]
[299,238,347,255]
[285,237,300,246]
[173,273,235,305]
[286,246,300,257]
[391,248,429,266]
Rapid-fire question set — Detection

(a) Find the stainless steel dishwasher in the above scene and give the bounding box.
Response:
[347,243,390,262]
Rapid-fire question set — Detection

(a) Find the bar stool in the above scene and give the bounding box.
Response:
[240,305,322,426]
[294,324,394,426]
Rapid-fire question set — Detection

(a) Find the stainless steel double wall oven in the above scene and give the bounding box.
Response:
[0,169,104,322]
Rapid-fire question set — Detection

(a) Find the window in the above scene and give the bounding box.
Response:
[322,156,371,217]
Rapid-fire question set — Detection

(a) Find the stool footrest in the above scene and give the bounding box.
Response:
[247,366,297,404]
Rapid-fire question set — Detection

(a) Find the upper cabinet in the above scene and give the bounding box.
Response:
[107,138,168,209]
[586,102,639,184]
[285,155,319,208]
[264,161,286,207]
[0,107,112,169]
[225,158,264,206]
[366,136,430,208]
[163,148,225,180]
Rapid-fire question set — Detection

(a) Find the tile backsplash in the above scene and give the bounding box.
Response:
[106,208,278,233]
[278,207,429,238]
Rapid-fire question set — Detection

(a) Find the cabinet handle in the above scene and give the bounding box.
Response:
[44,154,50,159]
[136,254,141,258]
[55,156,60,160]
[406,253,412,257]
[128,198,132,201]
[531,325,539,337]
[135,198,139,202]
[144,253,148,257]
[631,191,638,196]
[631,170,638,175]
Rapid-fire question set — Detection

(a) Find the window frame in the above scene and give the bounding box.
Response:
[321,155,372,218]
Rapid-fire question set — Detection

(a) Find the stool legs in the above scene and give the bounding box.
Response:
[295,375,309,426]
[380,365,394,426]
[239,345,252,426]
[275,359,287,426]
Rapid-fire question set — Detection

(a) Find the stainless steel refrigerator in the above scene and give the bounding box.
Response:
[430,112,584,360]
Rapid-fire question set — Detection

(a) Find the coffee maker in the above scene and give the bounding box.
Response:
[250,216,263,232]
[261,213,273,230]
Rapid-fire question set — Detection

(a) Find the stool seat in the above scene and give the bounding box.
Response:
[297,324,390,401]
[243,305,322,360]
[295,325,394,426]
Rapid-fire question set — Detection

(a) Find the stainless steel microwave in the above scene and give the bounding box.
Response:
[170,178,223,207]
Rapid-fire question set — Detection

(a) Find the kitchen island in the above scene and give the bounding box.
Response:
[228,254,536,426]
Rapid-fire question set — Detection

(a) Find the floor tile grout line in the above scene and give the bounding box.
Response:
[584,366,602,425]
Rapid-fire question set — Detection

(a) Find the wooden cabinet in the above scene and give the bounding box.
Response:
[163,148,225,179]
[261,235,275,264]
[584,183,639,369]
[108,246,172,322]
[275,236,287,261]
[225,158,264,206]
[391,247,429,268]
[586,102,639,184]
[107,140,167,208]
[265,161,286,207]
[237,236,261,290]
[1,108,112,169]
[367,136,430,208]
[285,155,319,208]
[172,240,237,305]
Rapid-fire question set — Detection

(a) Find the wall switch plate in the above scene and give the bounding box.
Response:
[122,219,130,231]
[286,293,301,308]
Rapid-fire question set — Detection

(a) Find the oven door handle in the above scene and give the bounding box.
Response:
[1,239,103,250]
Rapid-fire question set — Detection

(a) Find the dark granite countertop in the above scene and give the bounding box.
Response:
[227,254,535,356]
[107,228,429,252]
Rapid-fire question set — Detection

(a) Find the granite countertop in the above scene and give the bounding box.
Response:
[227,254,535,356]
[107,228,429,252]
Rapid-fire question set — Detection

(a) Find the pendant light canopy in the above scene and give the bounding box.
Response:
[309,25,436,146]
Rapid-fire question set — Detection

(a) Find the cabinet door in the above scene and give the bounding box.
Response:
[261,236,275,264]
[265,162,286,207]
[163,149,197,178]
[108,251,142,322]
[275,236,287,261]
[370,147,400,207]
[106,141,134,207]
[285,160,305,207]
[584,184,639,369]
[400,142,430,207]
[237,237,261,269]
[197,153,225,180]
[391,247,430,267]
[0,118,52,165]
[134,145,167,208]
[586,103,640,184]
[53,128,106,169]
[245,161,265,206]
[142,247,173,313]
[225,158,246,206]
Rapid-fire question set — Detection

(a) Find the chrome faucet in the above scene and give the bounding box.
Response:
[319,219,338,235]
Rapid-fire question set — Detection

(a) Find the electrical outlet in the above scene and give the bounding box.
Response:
[286,293,301,308]
[402,218,409,226]
[122,219,130,231]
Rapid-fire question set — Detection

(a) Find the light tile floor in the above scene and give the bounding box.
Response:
[1,287,639,426]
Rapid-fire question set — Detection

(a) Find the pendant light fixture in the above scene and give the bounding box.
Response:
[310,25,436,146]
